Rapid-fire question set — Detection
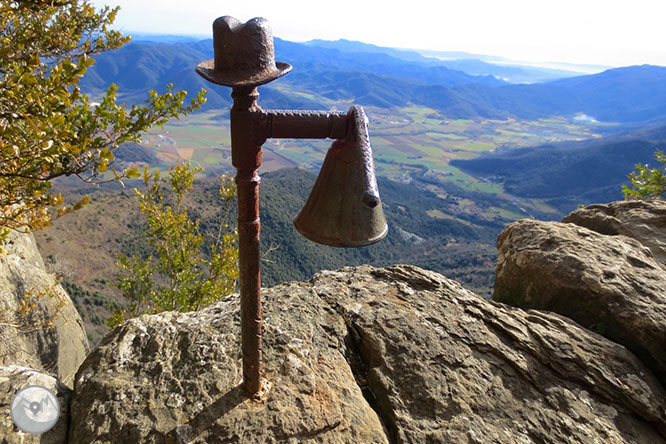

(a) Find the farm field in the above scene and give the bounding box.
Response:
[136,104,612,220]
[38,107,622,345]
[142,106,603,176]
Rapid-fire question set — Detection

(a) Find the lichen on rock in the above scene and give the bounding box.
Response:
[0,230,89,388]
[69,264,666,443]
[494,201,666,384]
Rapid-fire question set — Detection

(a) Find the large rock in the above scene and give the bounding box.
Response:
[563,200,666,267]
[69,276,388,444]
[0,230,89,387]
[493,219,666,384]
[70,265,666,443]
[0,365,71,444]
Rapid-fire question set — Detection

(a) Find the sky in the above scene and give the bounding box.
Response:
[90,0,666,68]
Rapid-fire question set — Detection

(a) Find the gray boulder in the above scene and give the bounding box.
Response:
[563,200,666,267]
[0,365,71,444]
[0,230,89,388]
[70,265,666,443]
[493,219,666,384]
[69,275,388,444]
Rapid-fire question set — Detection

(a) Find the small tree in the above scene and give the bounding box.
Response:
[623,151,666,200]
[107,163,238,328]
[0,0,205,241]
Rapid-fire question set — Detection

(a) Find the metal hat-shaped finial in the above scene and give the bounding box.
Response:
[196,16,292,87]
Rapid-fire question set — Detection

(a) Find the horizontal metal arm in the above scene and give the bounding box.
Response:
[265,110,347,140]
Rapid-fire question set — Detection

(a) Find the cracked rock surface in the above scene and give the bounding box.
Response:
[69,277,387,444]
[494,215,666,384]
[70,264,666,443]
[563,200,666,266]
[0,230,89,388]
[314,265,666,443]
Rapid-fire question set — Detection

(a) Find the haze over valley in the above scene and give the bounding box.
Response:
[37,29,666,345]
[8,4,666,442]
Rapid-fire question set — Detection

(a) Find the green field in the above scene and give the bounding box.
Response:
[142,105,600,174]
[136,104,608,222]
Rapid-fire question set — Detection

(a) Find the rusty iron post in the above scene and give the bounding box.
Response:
[196,16,387,396]
[229,93,351,395]
[230,86,264,394]
[227,87,349,394]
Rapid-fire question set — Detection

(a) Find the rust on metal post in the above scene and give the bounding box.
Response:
[231,86,264,395]
[266,110,347,139]
[229,91,356,396]
[196,15,387,397]
[228,89,351,397]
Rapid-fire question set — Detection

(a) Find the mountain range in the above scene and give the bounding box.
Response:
[80,37,666,124]
[304,39,588,83]
[39,33,666,346]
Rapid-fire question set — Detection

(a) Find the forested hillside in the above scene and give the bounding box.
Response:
[35,169,502,345]
[36,31,666,347]
[79,37,666,123]
[452,122,666,212]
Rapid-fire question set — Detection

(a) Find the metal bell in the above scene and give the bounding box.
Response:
[294,106,388,247]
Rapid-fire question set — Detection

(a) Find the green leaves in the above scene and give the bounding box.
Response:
[0,0,206,241]
[108,164,239,328]
[623,150,666,200]
[2,0,224,330]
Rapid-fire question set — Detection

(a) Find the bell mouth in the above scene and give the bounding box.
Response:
[195,60,292,87]
[293,218,389,248]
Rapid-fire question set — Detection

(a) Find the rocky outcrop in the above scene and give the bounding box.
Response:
[493,217,666,384]
[0,365,71,443]
[563,200,666,266]
[70,273,388,444]
[0,230,89,388]
[70,265,666,443]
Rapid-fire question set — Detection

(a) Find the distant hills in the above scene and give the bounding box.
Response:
[304,39,586,83]
[451,122,666,212]
[43,33,666,345]
[77,34,666,213]
[479,65,666,123]
[80,37,502,111]
[80,36,666,124]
